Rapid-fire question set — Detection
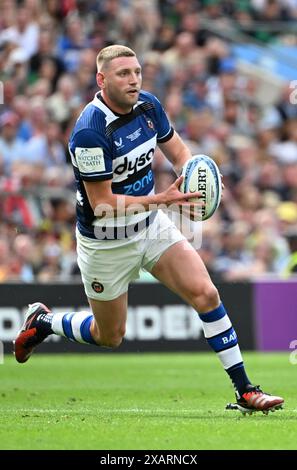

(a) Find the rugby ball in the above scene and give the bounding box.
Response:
[180,154,222,220]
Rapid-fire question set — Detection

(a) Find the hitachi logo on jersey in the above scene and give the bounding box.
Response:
[114,148,154,176]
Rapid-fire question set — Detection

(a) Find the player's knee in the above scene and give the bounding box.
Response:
[193,283,220,313]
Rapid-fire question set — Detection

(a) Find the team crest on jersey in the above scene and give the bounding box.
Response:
[147,119,154,130]
[126,127,142,141]
[91,280,104,293]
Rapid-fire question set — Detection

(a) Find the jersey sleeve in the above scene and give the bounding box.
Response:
[151,95,174,143]
[69,128,113,182]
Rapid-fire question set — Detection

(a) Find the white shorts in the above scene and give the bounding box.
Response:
[76,210,185,301]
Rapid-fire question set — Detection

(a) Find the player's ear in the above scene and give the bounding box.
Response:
[96,72,105,89]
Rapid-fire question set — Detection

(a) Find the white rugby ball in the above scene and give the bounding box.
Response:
[180,154,222,221]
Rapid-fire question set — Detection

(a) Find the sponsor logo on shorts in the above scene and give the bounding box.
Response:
[91,281,104,293]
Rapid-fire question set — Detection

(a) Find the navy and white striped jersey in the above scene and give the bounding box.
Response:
[69,90,174,239]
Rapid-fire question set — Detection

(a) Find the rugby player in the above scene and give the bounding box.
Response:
[14,45,284,414]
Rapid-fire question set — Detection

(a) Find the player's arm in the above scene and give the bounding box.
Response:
[83,176,201,217]
[84,178,158,214]
[158,130,192,176]
[71,127,201,218]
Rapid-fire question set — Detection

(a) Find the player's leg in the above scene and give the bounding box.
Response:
[144,215,284,413]
[50,292,128,348]
[14,228,141,362]
[14,292,128,363]
[49,292,128,348]
[88,294,127,348]
[149,239,252,395]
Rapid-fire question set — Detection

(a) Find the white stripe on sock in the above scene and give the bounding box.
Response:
[71,311,91,343]
[218,344,243,370]
[200,315,232,338]
[51,311,68,337]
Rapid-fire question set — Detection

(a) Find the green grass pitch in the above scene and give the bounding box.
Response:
[0,352,295,450]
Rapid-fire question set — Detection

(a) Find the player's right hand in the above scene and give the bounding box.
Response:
[157,176,204,219]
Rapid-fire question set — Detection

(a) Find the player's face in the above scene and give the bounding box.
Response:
[98,56,142,114]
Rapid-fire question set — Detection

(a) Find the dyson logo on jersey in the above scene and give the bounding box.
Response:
[114,148,154,176]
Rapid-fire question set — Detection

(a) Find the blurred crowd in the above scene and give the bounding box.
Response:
[1,0,297,283]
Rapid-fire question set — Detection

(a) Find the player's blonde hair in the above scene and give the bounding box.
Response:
[96,45,136,72]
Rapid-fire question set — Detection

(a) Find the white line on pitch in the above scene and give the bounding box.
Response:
[0,407,290,414]
[0,408,207,414]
